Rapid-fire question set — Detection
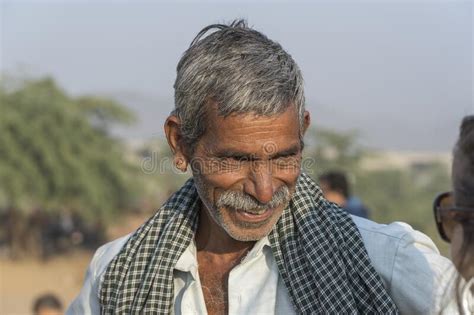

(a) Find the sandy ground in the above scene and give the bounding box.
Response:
[0,251,93,315]
[0,213,150,315]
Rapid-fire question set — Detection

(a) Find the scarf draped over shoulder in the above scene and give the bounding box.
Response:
[100,173,398,314]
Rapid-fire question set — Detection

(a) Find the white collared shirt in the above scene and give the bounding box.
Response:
[67,216,454,315]
[173,237,294,315]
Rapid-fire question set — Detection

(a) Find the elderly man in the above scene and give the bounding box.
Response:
[68,20,451,314]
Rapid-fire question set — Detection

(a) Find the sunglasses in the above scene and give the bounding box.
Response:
[433,191,474,242]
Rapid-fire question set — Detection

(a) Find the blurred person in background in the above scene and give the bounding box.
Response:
[319,171,370,219]
[433,115,474,314]
[32,293,63,315]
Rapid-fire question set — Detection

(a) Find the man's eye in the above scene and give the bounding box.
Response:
[229,156,249,162]
[274,153,298,161]
[273,154,300,168]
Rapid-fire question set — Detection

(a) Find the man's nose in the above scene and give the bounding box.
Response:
[246,162,274,204]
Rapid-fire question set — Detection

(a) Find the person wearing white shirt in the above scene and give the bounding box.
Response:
[68,216,452,314]
[68,20,453,314]
[433,116,474,314]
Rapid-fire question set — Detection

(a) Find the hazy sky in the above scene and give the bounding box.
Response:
[1,0,472,151]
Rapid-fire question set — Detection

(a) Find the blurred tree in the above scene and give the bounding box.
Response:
[0,77,141,256]
[305,128,367,174]
[135,138,190,212]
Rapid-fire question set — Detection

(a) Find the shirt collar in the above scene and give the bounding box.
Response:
[174,236,271,274]
[242,236,271,263]
[174,240,198,274]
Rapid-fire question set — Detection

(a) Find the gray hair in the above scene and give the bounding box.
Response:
[173,19,305,152]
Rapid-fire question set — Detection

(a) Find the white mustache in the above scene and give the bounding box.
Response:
[216,186,291,212]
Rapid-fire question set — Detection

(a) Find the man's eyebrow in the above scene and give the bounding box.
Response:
[213,150,256,159]
[269,145,300,159]
[212,145,301,159]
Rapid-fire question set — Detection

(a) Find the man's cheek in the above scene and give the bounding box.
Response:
[190,157,244,175]
[205,172,246,191]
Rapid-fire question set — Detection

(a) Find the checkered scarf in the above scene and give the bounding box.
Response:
[99,173,398,314]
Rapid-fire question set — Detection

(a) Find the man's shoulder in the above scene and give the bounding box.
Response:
[90,233,133,280]
[350,215,446,276]
[351,215,416,241]
[351,215,444,258]
[351,215,453,315]
[66,233,134,314]
[350,216,416,274]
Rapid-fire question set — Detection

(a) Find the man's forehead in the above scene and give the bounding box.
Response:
[204,109,299,143]
[206,103,299,131]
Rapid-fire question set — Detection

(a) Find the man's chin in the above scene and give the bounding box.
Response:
[226,205,289,241]
[224,220,276,242]
[226,230,271,242]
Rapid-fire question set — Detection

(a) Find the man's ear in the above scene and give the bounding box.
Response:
[302,110,311,135]
[164,115,188,171]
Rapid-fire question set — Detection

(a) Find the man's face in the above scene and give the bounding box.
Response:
[190,105,304,241]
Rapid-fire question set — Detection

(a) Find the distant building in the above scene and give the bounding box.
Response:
[360,150,451,173]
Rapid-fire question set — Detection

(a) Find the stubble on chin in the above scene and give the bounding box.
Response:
[192,173,293,242]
